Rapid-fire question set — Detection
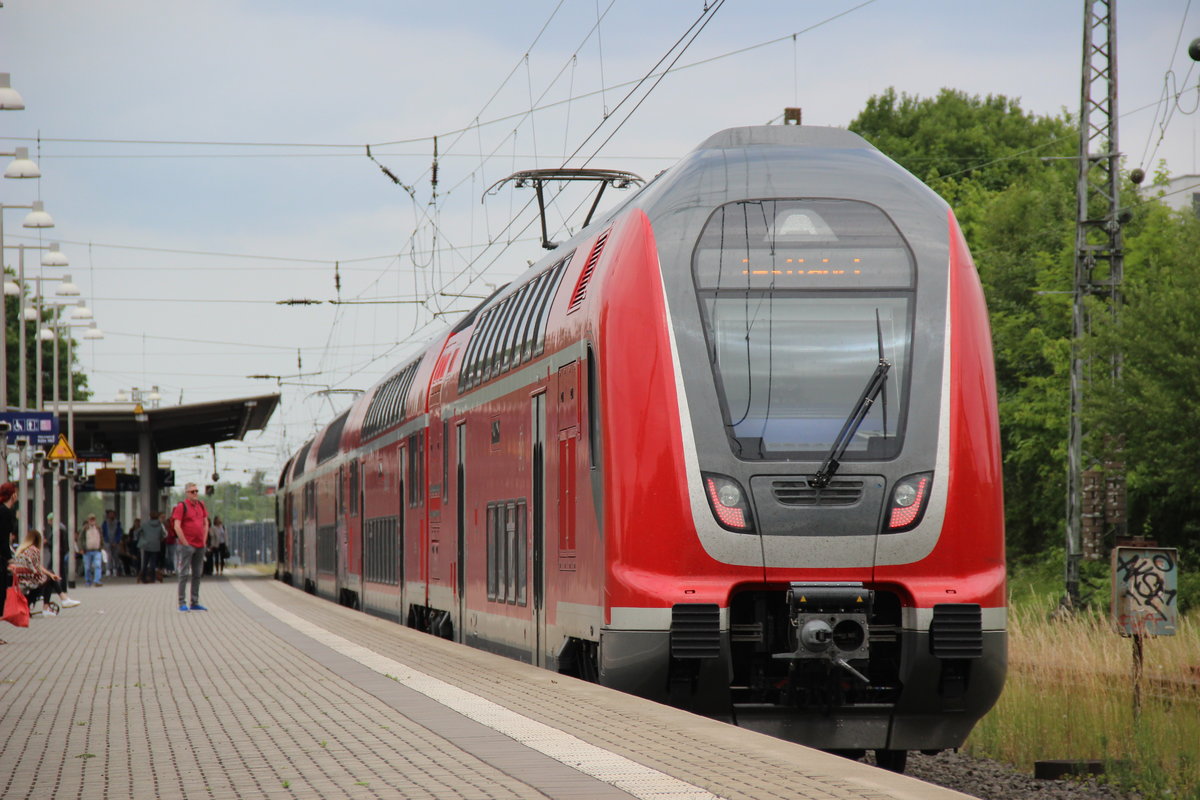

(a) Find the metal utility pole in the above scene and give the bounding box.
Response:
[1068,0,1126,605]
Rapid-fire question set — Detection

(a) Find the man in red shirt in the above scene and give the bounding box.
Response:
[172,482,210,612]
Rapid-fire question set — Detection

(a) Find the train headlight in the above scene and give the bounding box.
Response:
[703,473,755,532]
[717,483,742,508]
[886,472,933,532]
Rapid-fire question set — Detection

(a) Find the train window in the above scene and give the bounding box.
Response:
[515,278,542,364]
[442,421,449,493]
[694,199,913,290]
[500,283,534,372]
[479,299,509,382]
[470,306,502,387]
[364,361,419,439]
[489,291,518,376]
[486,503,498,601]
[531,257,569,357]
[518,270,550,363]
[407,432,424,507]
[515,500,527,606]
[493,293,524,377]
[337,466,344,518]
[317,410,349,464]
[485,296,517,380]
[385,373,404,424]
[459,308,489,389]
[365,517,398,585]
[586,345,599,469]
[349,460,359,517]
[694,199,913,461]
[504,502,517,605]
[703,295,910,460]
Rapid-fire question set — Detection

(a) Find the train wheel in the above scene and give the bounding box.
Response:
[874,749,907,773]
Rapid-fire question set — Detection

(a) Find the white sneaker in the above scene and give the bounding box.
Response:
[61,598,81,608]
[30,608,42,616]
[43,607,57,617]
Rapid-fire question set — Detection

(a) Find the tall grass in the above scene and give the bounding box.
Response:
[966,601,1200,799]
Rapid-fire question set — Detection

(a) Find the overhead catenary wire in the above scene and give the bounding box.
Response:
[0,1,878,156]
[1137,0,1196,169]
[29,4,913,470]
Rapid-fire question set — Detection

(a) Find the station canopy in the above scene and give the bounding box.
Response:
[59,393,280,457]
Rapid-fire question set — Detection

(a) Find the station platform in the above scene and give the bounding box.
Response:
[0,571,971,800]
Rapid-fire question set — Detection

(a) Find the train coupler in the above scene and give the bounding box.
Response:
[772,582,873,684]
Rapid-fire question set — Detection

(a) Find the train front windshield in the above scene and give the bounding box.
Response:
[693,199,915,461]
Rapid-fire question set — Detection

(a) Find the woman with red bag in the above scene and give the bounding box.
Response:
[10,529,81,616]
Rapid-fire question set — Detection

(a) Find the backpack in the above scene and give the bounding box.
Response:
[85,526,102,552]
[174,499,206,534]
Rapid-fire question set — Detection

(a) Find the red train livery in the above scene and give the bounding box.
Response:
[276,126,1006,772]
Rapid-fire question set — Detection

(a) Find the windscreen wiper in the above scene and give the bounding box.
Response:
[811,313,891,489]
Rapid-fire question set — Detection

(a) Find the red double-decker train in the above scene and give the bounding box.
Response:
[276,126,1006,772]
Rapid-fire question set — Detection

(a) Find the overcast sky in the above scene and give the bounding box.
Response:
[2,0,1197,489]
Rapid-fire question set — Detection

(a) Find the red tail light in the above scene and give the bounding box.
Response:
[703,473,754,532]
[886,472,932,532]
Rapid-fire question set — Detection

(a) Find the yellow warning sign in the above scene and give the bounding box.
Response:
[47,434,76,461]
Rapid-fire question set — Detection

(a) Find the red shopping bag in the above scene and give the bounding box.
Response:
[2,586,30,627]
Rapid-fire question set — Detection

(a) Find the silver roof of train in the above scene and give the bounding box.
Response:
[695,125,875,151]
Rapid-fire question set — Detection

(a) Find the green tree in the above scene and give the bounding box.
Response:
[849,88,1075,206]
[1091,202,1200,551]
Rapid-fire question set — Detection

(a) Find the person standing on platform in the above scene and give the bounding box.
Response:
[136,510,165,583]
[101,509,123,577]
[79,514,104,587]
[210,516,228,576]
[0,482,18,644]
[172,483,210,612]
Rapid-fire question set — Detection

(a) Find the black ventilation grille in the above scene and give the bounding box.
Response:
[670,603,721,659]
[772,478,864,506]
[929,603,983,659]
[567,228,609,313]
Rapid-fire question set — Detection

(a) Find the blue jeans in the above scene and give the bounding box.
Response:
[83,551,103,585]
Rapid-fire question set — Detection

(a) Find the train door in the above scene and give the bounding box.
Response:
[455,421,467,641]
[336,465,345,602]
[397,444,407,622]
[427,422,445,606]
[556,362,580,570]
[351,459,362,607]
[532,392,547,666]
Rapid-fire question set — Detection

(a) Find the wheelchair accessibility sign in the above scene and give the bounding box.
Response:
[0,412,59,447]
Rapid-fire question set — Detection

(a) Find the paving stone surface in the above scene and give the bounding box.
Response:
[0,571,970,800]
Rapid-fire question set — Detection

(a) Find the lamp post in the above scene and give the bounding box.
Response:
[14,269,75,552]
[0,235,62,537]
[71,321,104,571]
[0,72,31,479]
[43,313,99,586]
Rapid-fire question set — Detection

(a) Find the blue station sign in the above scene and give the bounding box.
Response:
[0,412,60,447]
